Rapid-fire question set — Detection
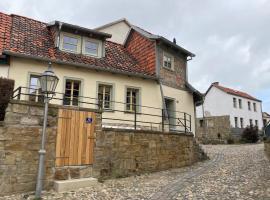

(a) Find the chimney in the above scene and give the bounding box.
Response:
[173,38,176,44]
[212,82,219,85]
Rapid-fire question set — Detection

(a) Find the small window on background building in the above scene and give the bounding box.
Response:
[29,74,43,103]
[98,84,113,110]
[238,99,242,109]
[163,54,173,69]
[85,41,98,56]
[126,88,139,112]
[249,119,253,126]
[234,117,238,128]
[253,103,257,112]
[248,101,251,110]
[240,118,244,128]
[255,120,258,127]
[62,35,79,52]
[63,79,81,106]
[233,98,237,108]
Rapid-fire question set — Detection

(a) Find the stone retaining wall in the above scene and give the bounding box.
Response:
[92,128,207,179]
[0,100,206,196]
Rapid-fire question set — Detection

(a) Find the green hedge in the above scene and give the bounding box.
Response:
[0,78,15,121]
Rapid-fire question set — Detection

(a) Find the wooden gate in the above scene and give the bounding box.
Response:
[55,108,96,167]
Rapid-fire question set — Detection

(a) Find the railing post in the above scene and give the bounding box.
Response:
[18,87,21,100]
[134,104,137,130]
[161,109,164,132]
[184,113,187,133]
[189,114,192,132]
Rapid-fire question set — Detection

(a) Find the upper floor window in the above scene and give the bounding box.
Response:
[62,35,79,52]
[253,103,257,112]
[85,40,98,56]
[238,99,242,109]
[98,84,113,110]
[163,53,173,69]
[248,101,251,110]
[63,79,81,106]
[233,98,237,108]
[126,88,140,112]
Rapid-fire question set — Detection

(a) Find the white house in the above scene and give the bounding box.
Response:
[197,82,263,130]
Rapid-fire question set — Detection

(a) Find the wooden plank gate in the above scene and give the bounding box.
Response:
[55,108,96,167]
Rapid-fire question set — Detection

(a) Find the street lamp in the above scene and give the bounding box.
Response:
[35,62,59,198]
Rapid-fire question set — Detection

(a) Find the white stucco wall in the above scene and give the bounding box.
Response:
[197,86,264,129]
[97,21,130,44]
[0,65,9,78]
[162,85,196,133]
[8,57,196,132]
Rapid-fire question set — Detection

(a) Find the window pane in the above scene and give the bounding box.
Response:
[85,41,98,55]
[63,36,78,45]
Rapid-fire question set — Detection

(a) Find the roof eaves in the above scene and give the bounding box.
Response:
[95,18,132,30]
[3,50,158,81]
[47,21,112,39]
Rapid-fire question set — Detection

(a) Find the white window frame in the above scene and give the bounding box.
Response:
[125,87,141,112]
[233,98,237,108]
[248,101,251,111]
[84,39,99,57]
[163,52,174,70]
[253,103,257,112]
[63,78,82,106]
[255,120,258,127]
[60,32,81,53]
[240,118,244,128]
[97,82,114,110]
[234,117,238,128]
[28,73,43,103]
[238,99,242,109]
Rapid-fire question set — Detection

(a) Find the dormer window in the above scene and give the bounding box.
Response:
[85,40,98,56]
[62,35,80,53]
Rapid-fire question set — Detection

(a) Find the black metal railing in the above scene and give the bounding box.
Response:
[12,86,192,133]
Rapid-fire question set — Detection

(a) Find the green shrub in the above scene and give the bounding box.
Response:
[0,78,15,121]
[241,125,259,143]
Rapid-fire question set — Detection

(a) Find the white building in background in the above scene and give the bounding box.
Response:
[197,82,264,130]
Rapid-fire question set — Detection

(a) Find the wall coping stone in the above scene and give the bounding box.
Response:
[9,100,101,113]
[102,127,194,137]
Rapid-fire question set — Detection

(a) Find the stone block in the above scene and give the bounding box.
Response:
[29,106,44,116]
[12,104,29,114]
[54,168,69,180]
[20,116,40,125]
[69,168,80,179]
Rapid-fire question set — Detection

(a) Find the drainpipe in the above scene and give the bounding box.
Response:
[56,22,63,48]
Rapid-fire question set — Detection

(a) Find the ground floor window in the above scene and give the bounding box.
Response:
[249,119,253,126]
[29,74,43,102]
[234,117,238,128]
[63,79,81,106]
[240,118,244,128]
[255,120,258,127]
[98,84,113,110]
[126,88,139,112]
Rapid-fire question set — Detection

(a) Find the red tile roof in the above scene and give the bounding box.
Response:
[212,82,261,102]
[0,12,156,78]
[0,12,12,55]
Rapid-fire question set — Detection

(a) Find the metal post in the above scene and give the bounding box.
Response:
[35,97,49,198]
[189,114,192,132]
[18,87,21,100]
[134,104,137,130]
[184,113,187,134]
[161,109,164,132]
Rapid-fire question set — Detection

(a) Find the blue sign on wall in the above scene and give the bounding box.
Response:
[86,117,93,124]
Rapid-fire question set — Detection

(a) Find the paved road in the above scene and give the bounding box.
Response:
[1,144,269,200]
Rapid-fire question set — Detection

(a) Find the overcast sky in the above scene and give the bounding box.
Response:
[1,0,269,111]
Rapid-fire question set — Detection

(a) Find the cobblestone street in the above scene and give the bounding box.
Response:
[1,144,269,200]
